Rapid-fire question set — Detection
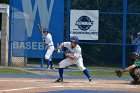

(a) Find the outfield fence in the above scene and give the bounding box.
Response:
[9,0,140,69]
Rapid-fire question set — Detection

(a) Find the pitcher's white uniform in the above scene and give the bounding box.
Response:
[55,36,92,82]
[59,42,86,71]
[44,33,54,60]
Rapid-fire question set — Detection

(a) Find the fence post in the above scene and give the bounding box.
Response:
[66,0,70,41]
[122,0,127,69]
[8,1,13,66]
[1,5,9,66]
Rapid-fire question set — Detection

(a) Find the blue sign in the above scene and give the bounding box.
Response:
[10,0,64,58]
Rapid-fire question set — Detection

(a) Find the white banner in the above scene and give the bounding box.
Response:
[70,10,99,40]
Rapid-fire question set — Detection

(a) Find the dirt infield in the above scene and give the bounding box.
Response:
[0,78,139,93]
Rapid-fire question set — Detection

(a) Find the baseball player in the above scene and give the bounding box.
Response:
[116,52,140,84]
[55,36,93,82]
[132,32,140,54]
[43,28,55,70]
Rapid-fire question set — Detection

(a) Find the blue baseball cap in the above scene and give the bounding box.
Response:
[43,28,49,33]
[70,36,79,43]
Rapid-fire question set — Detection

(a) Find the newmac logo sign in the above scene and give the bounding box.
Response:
[70,10,99,40]
[75,16,93,31]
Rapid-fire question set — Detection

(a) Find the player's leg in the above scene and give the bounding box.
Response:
[134,68,140,78]
[55,58,73,82]
[46,59,55,69]
[45,46,54,70]
[129,68,140,84]
[49,57,55,69]
[76,58,93,82]
[50,60,55,69]
[133,68,140,84]
[46,60,51,69]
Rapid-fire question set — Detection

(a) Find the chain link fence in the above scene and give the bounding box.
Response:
[70,0,140,68]
[9,0,140,69]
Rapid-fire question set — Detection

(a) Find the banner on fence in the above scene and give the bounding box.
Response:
[10,0,64,58]
[70,10,99,40]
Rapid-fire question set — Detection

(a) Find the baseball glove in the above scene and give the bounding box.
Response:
[115,69,123,78]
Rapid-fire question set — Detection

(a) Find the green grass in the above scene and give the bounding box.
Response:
[0,67,34,74]
[65,71,129,77]
[64,66,130,77]
[0,66,130,77]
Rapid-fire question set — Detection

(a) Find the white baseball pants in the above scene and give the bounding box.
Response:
[45,46,54,60]
[59,57,86,71]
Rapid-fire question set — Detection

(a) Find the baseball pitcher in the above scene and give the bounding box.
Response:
[55,36,93,82]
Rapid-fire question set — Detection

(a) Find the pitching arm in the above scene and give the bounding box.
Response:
[56,42,71,54]
[56,43,63,53]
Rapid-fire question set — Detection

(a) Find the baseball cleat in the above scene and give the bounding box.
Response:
[45,67,51,70]
[130,80,140,85]
[50,66,55,70]
[89,78,93,82]
[54,78,63,83]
